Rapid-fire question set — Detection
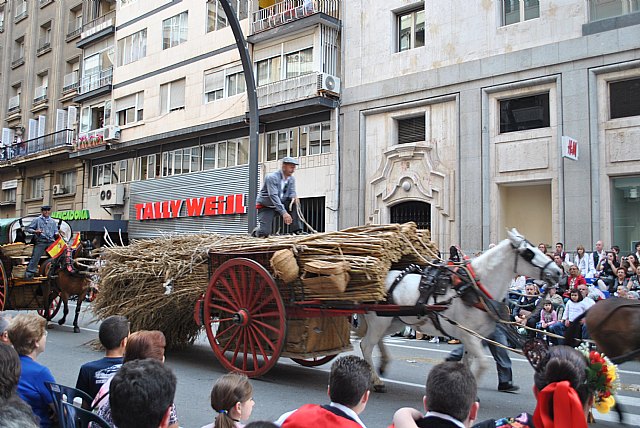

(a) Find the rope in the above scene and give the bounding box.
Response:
[290,199,318,234]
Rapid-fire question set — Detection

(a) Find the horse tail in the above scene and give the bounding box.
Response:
[564,311,587,347]
[613,402,625,424]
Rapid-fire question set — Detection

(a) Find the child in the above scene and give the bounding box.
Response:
[203,373,254,428]
[536,301,558,335]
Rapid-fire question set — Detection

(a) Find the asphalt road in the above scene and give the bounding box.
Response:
[8,302,640,428]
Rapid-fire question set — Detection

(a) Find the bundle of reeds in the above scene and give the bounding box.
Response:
[93,223,439,348]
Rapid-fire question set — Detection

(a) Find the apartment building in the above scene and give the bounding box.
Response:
[339,0,640,254]
[0,0,84,221]
[68,0,341,239]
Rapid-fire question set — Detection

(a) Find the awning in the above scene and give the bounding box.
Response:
[67,219,128,233]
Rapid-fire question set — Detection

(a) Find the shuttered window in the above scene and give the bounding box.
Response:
[398,116,425,144]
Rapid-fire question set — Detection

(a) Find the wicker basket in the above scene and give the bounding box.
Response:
[303,260,350,276]
[270,249,299,284]
[301,271,350,294]
[12,265,27,279]
[1,243,33,257]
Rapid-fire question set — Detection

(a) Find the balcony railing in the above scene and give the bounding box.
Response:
[76,128,105,150]
[14,2,28,22]
[63,71,80,94]
[7,96,20,113]
[37,39,51,55]
[67,21,82,39]
[0,129,74,162]
[79,67,113,94]
[252,0,340,33]
[257,72,319,108]
[39,0,54,7]
[81,10,116,39]
[34,86,48,103]
[11,57,25,68]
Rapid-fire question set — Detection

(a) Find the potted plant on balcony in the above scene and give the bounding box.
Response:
[77,135,89,150]
[89,134,104,146]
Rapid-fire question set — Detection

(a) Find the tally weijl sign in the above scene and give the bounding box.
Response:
[135,194,247,221]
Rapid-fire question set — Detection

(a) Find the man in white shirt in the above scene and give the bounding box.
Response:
[591,240,606,277]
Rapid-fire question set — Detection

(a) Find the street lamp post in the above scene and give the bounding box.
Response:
[216,0,259,233]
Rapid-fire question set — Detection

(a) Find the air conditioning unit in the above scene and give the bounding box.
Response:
[104,125,121,142]
[53,184,66,195]
[317,73,341,97]
[99,183,125,207]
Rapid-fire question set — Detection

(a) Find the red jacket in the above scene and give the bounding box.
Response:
[281,404,362,428]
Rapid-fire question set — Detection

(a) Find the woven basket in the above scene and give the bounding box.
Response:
[270,249,299,284]
[12,265,27,279]
[303,260,349,276]
[1,243,32,257]
[301,271,350,294]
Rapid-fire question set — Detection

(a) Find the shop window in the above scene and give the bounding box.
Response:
[612,176,640,253]
[398,7,425,52]
[29,177,45,199]
[502,0,540,26]
[273,196,326,234]
[499,93,550,133]
[398,116,426,144]
[610,78,640,119]
[162,12,188,49]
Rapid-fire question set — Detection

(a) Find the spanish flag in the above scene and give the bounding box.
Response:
[69,232,81,250]
[46,236,67,258]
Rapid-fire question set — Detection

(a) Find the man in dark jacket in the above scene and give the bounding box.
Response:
[255,157,303,237]
[25,205,59,278]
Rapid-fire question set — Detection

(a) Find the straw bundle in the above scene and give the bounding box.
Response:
[93,223,439,349]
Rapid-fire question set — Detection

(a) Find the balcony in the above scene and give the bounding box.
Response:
[37,39,52,56]
[39,0,54,7]
[78,10,115,47]
[67,22,82,40]
[79,68,113,93]
[7,96,20,114]
[11,56,25,69]
[62,71,80,94]
[257,73,320,109]
[76,129,106,151]
[33,86,48,104]
[251,0,340,34]
[0,130,74,163]
[14,6,28,23]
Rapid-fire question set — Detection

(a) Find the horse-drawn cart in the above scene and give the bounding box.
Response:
[0,217,73,320]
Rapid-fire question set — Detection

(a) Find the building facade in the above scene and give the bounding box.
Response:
[339,0,640,254]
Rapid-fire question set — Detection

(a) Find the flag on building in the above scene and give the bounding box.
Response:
[46,236,67,258]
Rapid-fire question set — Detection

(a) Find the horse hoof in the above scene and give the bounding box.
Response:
[373,384,387,393]
[73,327,80,333]
[58,320,64,326]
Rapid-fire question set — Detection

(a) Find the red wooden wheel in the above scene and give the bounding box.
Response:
[0,260,6,311]
[291,354,338,367]
[204,258,286,377]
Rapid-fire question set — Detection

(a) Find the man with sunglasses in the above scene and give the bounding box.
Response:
[255,157,303,237]
[24,205,59,279]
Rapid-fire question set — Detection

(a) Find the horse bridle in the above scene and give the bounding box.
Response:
[512,238,556,281]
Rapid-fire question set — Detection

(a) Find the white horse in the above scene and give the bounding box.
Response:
[358,229,562,392]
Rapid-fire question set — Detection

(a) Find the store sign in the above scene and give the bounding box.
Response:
[1,179,17,190]
[561,136,578,160]
[135,193,247,221]
[51,209,90,220]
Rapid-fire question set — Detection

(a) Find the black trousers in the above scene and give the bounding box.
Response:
[256,198,302,237]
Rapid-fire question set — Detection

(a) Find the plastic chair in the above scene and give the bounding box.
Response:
[45,382,94,427]
[61,401,112,428]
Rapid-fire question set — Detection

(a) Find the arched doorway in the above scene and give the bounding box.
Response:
[390,201,431,230]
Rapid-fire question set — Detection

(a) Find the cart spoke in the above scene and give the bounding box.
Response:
[249,324,278,355]
[238,266,251,305]
[248,326,271,365]
[207,302,238,316]
[215,323,239,342]
[220,326,242,354]
[253,319,282,335]
[211,278,240,311]
[227,267,245,307]
[246,279,264,311]
[251,294,276,314]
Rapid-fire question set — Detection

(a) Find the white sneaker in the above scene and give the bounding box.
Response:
[428,337,439,343]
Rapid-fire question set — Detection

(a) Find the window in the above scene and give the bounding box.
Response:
[63,58,80,92]
[38,21,52,51]
[80,102,109,133]
[398,116,426,144]
[91,160,128,187]
[204,65,245,102]
[207,0,248,32]
[273,196,326,233]
[117,29,147,66]
[499,93,550,133]
[257,56,282,86]
[34,72,48,102]
[68,6,82,36]
[611,176,640,253]
[29,177,45,199]
[0,7,5,32]
[162,12,188,49]
[3,189,16,203]
[14,36,25,61]
[160,79,186,113]
[202,138,249,170]
[133,154,158,181]
[263,122,331,161]
[610,78,640,119]
[161,147,202,177]
[285,48,313,79]
[502,0,540,25]
[116,92,144,125]
[589,0,640,22]
[59,170,76,194]
[398,8,425,52]
[15,0,27,19]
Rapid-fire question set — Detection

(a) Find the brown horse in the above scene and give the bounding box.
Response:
[566,298,640,364]
[40,242,95,333]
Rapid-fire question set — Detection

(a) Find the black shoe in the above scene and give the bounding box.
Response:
[498,383,520,393]
[391,332,404,338]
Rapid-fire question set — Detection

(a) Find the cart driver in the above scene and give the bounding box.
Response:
[254,157,303,237]
[25,205,59,279]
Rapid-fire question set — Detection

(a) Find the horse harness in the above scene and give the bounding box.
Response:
[386,261,506,338]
